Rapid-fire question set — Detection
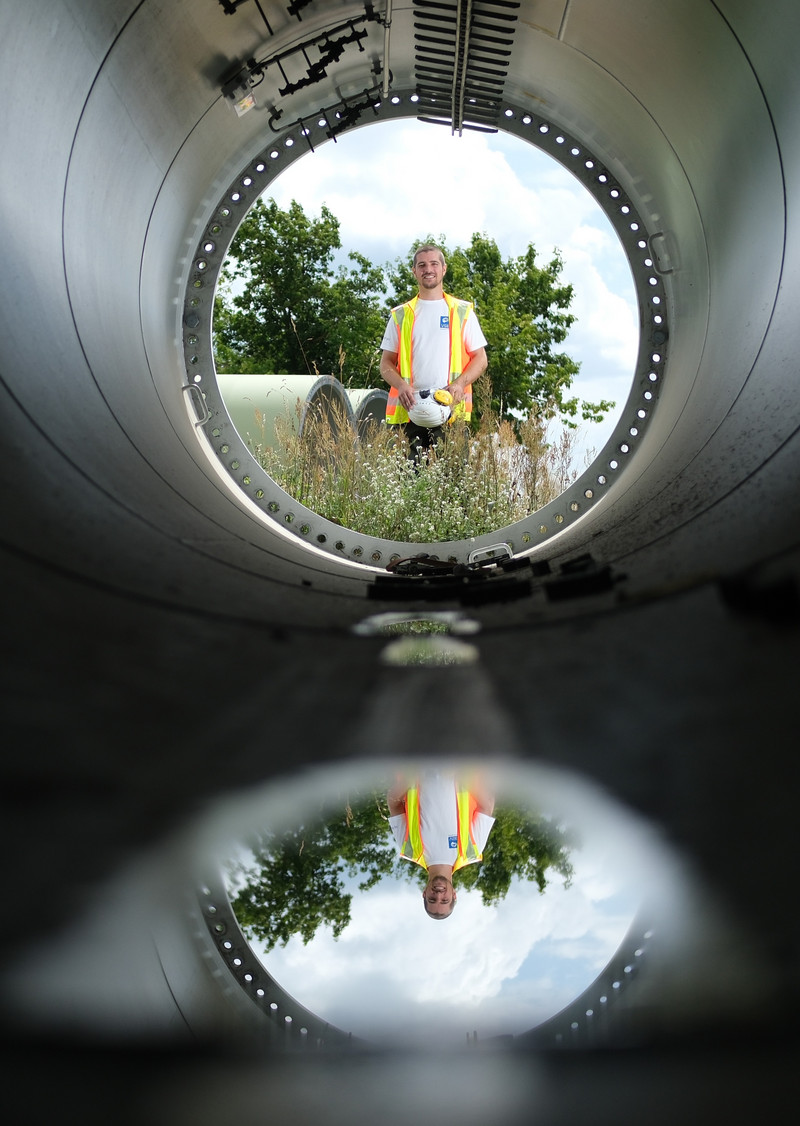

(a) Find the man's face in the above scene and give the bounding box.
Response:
[412,252,446,290]
[422,874,456,918]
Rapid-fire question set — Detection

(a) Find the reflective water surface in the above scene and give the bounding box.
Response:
[217,758,691,1046]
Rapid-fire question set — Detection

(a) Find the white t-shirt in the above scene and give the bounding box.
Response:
[381,298,487,393]
[389,773,495,867]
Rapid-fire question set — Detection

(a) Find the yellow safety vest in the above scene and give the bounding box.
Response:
[385,292,476,424]
[398,785,484,872]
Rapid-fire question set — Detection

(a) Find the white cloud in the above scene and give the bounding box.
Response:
[258,843,644,1045]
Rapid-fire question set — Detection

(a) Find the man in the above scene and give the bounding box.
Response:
[380,244,488,455]
[387,771,496,919]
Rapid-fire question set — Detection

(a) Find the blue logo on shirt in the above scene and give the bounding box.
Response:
[440,316,450,328]
[448,835,458,849]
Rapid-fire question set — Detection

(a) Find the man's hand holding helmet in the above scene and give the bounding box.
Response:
[407,388,452,428]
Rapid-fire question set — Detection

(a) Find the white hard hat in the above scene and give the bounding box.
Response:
[408,391,451,428]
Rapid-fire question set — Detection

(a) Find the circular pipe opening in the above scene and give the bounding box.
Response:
[183,97,667,569]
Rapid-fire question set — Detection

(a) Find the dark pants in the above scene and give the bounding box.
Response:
[399,421,445,460]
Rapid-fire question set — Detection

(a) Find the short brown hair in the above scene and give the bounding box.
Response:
[424,900,456,920]
[413,244,445,267]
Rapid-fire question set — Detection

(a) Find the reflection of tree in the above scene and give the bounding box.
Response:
[229,794,395,950]
[227,794,575,952]
[457,805,574,905]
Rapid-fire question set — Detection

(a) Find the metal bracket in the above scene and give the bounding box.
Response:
[183,383,210,426]
[468,543,513,567]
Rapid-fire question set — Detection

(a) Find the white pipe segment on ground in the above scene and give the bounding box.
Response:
[216,373,359,450]
[1,3,799,1122]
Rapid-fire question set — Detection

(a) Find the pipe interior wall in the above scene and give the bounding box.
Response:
[3,0,798,615]
[1,1,799,1121]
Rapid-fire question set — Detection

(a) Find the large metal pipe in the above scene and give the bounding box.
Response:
[1,1,799,1121]
[2,0,797,608]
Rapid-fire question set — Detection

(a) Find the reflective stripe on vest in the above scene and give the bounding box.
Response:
[385,293,475,424]
[398,785,483,872]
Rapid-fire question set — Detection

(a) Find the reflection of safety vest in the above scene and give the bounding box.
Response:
[385,293,476,425]
[399,786,483,872]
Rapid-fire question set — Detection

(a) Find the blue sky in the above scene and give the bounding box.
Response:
[264,117,639,467]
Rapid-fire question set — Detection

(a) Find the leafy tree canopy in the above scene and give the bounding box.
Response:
[228,793,397,950]
[214,197,387,381]
[227,791,575,952]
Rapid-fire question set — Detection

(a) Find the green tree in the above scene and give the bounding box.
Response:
[386,233,614,428]
[455,805,574,905]
[227,792,575,951]
[214,197,387,381]
[229,792,397,950]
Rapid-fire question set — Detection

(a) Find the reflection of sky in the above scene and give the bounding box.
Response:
[217,760,690,1048]
[254,835,644,1046]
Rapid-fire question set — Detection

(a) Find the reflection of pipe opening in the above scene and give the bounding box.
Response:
[187,759,786,1049]
[206,759,668,1048]
[2,759,739,1051]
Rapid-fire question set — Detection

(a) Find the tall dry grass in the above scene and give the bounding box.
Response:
[249,381,590,541]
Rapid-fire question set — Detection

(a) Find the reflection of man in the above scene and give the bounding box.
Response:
[379,244,488,456]
[387,772,495,919]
